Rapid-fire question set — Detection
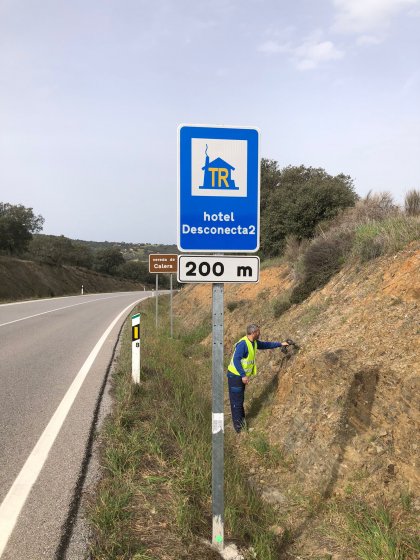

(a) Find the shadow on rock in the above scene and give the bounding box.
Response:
[278,366,379,558]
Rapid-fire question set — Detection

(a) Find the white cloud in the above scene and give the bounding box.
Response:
[257,40,289,54]
[258,34,344,71]
[356,34,383,45]
[332,0,420,34]
[295,39,344,70]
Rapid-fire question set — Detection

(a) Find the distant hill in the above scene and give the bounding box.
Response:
[0,256,145,302]
[71,239,178,261]
[0,236,178,302]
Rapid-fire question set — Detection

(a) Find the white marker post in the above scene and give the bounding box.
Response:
[131,313,141,383]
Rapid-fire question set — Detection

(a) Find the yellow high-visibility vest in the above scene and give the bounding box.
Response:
[227,336,257,377]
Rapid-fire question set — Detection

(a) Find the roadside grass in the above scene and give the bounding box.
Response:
[88,296,285,559]
[247,431,292,469]
[345,503,420,560]
[276,492,420,560]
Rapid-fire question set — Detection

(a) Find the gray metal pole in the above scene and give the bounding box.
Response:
[170,273,173,338]
[212,282,224,550]
[155,274,158,329]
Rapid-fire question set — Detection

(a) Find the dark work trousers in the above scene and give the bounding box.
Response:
[227,374,246,433]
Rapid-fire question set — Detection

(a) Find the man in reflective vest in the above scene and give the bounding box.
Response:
[227,324,290,433]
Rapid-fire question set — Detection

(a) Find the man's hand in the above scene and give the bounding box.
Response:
[281,341,290,346]
[242,376,249,384]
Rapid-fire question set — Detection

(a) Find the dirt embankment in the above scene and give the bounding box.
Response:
[0,256,145,301]
[174,243,419,557]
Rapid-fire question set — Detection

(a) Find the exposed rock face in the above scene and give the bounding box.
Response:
[175,243,419,557]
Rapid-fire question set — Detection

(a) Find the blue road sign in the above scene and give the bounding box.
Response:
[178,125,259,252]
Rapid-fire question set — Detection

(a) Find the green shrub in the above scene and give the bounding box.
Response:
[353,223,385,261]
[260,162,357,257]
[272,295,291,318]
[353,217,420,262]
[290,232,352,303]
[227,300,245,312]
[290,275,321,304]
[405,189,420,217]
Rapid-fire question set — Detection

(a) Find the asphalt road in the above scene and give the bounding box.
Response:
[0,291,152,559]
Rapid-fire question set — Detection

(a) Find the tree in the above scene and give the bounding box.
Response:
[69,243,94,269]
[0,203,44,255]
[116,260,157,285]
[260,163,358,257]
[27,234,94,268]
[28,234,73,265]
[94,247,125,275]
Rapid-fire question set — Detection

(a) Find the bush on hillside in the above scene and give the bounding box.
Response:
[69,243,95,268]
[28,234,94,268]
[315,192,400,238]
[353,217,420,262]
[290,231,353,304]
[94,247,125,275]
[227,300,240,312]
[405,189,420,217]
[116,260,164,286]
[260,162,357,257]
[287,191,419,304]
[272,295,292,318]
[283,235,310,281]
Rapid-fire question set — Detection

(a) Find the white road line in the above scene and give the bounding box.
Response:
[0,295,82,307]
[0,295,148,558]
[0,291,144,308]
[0,294,136,328]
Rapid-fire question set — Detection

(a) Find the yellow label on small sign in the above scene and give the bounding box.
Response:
[132,325,139,341]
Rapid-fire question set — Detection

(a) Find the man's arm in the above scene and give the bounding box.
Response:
[256,340,286,349]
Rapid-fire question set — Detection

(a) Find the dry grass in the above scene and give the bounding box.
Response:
[287,192,420,303]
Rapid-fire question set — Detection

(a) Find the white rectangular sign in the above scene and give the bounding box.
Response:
[178,255,260,283]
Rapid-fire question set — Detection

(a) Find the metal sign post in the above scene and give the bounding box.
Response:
[149,254,178,334]
[212,282,224,550]
[155,274,158,329]
[170,273,173,338]
[177,124,260,552]
[131,313,141,383]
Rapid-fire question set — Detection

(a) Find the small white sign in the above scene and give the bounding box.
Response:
[212,413,224,434]
[178,255,260,283]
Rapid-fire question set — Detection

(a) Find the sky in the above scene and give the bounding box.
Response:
[1,0,419,244]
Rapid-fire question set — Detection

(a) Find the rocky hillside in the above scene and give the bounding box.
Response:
[174,242,419,558]
[0,256,145,301]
